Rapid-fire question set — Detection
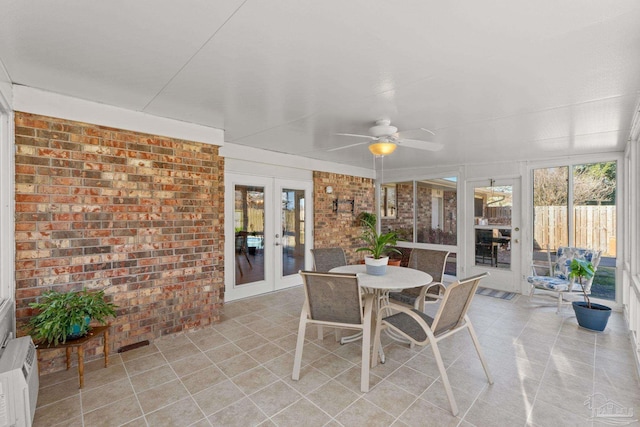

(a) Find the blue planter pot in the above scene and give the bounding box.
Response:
[572,301,611,332]
[67,317,91,340]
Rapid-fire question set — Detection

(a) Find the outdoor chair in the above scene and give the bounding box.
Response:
[311,247,349,340]
[311,247,347,272]
[372,272,493,416]
[389,249,450,312]
[293,271,374,392]
[527,246,602,313]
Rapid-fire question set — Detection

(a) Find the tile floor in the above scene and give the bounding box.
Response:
[34,287,640,427]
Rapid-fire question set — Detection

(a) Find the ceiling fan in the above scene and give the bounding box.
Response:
[330,119,443,156]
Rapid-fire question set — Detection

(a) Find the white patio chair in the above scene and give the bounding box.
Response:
[293,271,374,392]
[372,272,493,416]
[527,246,602,313]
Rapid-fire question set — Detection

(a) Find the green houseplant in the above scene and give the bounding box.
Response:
[29,289,117,346]
[356,221,401,275]
[569,259,611,331]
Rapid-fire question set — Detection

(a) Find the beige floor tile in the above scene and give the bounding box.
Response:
[421,380,480,416]
[192,379,246,416]
[37,377,79,407]
[334,365,383,393]
[311,353,355,378]
[527,399,592,426]
[285,365,331,394]
[181,364,228,394]
[216,352,260,378]
[82,362,128,390]
[83,395,143,427]
[204,342,244,363]
[33,395,81,426]
[129,364,178,393]
[145,397,206,426]
[81,377,135,412]
[262,352,296,378]
[364,380,417,417]
[170,351,213,377]
[335,397,396,427]
[307,380,360,417]
[161,341,201,362]
[136,378,189,414]
[248,380,303,417]
[270,398,331,427]
[209,397,268,427]
[465,400,528,427]
[385,365,436,396]
[123,352,167,376]
[398,398,460,427]
[250,342,288,364]
[231,366,280,395]
[234,333,269,352]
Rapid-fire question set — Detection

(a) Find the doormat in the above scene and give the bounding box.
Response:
[475,287,517,300]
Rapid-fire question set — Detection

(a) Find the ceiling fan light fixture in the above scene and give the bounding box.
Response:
[368,141,397,156]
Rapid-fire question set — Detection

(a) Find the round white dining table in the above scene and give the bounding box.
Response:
[329,264,433,361]
[329,265,433,293]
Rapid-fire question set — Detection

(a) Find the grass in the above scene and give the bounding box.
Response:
[590,266,615,301]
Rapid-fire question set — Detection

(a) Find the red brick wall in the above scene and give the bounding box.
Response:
[313,171,374,263]
[14,112,224,373]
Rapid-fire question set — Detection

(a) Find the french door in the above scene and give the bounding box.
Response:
[465,178,521,292]
[224,174,313,301]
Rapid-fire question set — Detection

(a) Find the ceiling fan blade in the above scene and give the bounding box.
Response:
[420,127,436,136]
[326,141,369,152]
[397,138,444,151]
[336,133,377,140]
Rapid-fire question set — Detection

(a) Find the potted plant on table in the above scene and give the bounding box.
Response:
[29,289,117,346]
[356,221,401,276]
[569,259,611,331]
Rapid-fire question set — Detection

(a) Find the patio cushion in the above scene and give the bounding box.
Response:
[527,275,582,292]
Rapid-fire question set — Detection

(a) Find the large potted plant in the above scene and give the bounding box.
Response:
[356,221,401,275]
[29,289,117,346]
[569,258,611,331]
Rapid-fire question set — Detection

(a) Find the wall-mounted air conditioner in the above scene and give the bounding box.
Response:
[0,336,39,427]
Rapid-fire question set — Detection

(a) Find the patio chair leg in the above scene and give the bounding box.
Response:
[466,319,493,384]
[557,292,563,314]
[292,310,308,381]
[430,340,459,416]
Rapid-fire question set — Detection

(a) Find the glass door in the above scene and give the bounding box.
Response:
[275,179,313,290]
[466,178,521,292]
[225,175,312,301]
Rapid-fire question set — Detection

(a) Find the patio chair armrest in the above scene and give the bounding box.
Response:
[382,302,434,343]
[423,282,445,298]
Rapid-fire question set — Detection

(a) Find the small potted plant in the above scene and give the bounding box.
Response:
[356,221,401,275]
[569,259,611,331]
[29,289,117,346]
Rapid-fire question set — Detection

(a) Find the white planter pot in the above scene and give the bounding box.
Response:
[364,256,389,276]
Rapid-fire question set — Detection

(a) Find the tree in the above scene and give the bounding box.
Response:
[533,162,616,206]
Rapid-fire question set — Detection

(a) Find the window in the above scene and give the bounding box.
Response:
[380,184,397,218]
[380,177,457,246]
[532,161,616,300]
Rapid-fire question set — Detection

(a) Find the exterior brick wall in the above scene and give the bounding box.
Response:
[14,112,224,374]
[313,171,374,264]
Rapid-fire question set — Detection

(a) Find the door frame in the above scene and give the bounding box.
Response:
[464,177,522,292]
[224,174,313,301]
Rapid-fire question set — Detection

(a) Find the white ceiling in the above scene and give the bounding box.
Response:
[1,0,639,170]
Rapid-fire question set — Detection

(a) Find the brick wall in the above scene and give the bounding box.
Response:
[14,112,225,373]
[313,171,374,264]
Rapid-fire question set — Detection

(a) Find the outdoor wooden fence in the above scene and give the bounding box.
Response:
[534,206,616,256]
